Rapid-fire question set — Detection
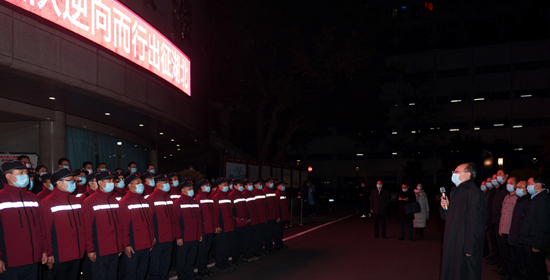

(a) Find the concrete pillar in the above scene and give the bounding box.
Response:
[39,111,66,171]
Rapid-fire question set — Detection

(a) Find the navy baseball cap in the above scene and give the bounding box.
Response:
[51,168,79,185]
[154,174,170,182]
[1,160,31,174]
[95,171,116,181]
[124,173,141,186]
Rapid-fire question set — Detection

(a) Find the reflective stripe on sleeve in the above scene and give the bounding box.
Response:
[266,193,276,197]
[170,195,180,199]
[280,196,287,200]
[50,204,82,213]
[180,204,200,208]
[154,201,173,206]
[127,204,149,210]
[218,199,232,204]
[93,204,120,211]
[200,199,214,203]
[0,201,39,210]
[233,198,246,203]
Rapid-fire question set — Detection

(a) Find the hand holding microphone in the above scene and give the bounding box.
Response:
[440,187,449,210]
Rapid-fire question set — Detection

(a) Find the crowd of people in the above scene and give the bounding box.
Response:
[0,156,291,280]
[440,163,550,280]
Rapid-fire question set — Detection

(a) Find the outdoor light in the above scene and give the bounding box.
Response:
[515,148,523,151]
[392,152,398,155]
[411,131,416,134]
[513,124,523,128]
[392,131,398,134]
[48,97,56,100]
[329,199,335,202]
[409,103,415,106]
[159,132,164,135]
[139,124,144,127]
[450,128,459,132]
[474,98,484,101]
[308,166,313,172]
[177,144,180,147]
[105,113,111,116]
[356,154,363,157]
[474,127,480,130]
[450,99,461,103]
[498,158,503,166]
[117,142,122,146]
[355,166,359,171]
[171,139,175,141]
[520,95,532,98]
[494,124,504,127]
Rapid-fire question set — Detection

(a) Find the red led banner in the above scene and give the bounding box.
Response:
[4,0,191,96]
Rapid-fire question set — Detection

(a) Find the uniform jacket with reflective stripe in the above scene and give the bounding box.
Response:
[82,190,123,256]
[40,188,85,262]
[143,185,155,197]
[242,190,260,226]
[76,188,95,204]
[37,187,52,201]
[195,191,218,234]
[169,187,181,201]
[119,191,154,251]
[113,188,126,202]
[75,183,86,194]
[212,191,234,232]
[146,188,175,243]
[252,188,269,223]
[228,189,248,227]
[0,183,45,268]
[173,194,203,242]
[263,187,279,220]
[275,189,290,221]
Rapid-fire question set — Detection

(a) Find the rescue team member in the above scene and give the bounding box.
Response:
[242,180,261,260]
[274,180,289,250]
[173,181,203,280]
[126,162,138,177]
[74,168,88,194]
[83,171,123,280]
[212,178,234,271]
[37,173,53,200]
[229,179,248,265]
[77,172,98,204]
[146,174,175,280]
[112,171,126,201]
[146,165,156,175]
[141,172,155,198]
[168,173,181,200]
[252,179,269,255]
[195,179,219,277]
[41,168,86,280]
[0,160,50,279]
[263,177,279,252]
[118,173,155,280]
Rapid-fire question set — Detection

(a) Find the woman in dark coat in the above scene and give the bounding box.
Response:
[398,183,416,241]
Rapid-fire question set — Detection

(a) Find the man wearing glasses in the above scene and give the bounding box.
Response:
[440,162,487,280]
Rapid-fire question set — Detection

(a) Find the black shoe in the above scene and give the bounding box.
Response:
[398,237,404,241]
[197,271,210,278]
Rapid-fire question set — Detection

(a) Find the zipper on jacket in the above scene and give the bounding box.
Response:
[67,213,73,228]
[68,196,82,257]
[139,197,154,245]
[108,198,120,252]
[17,210,23,228]
[20,193,35,263]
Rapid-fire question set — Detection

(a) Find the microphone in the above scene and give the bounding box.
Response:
[440,187,448,210]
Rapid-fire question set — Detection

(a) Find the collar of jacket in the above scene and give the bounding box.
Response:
[3,182,27,194]
[94,188,113,198]
[52,187,72,198]
[152,187,169,196]
[180,193,195,203]
[126,190,142,198]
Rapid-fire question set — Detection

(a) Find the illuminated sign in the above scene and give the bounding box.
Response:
[4,0,191,96]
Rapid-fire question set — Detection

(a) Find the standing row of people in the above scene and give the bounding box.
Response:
[0,160,291,280]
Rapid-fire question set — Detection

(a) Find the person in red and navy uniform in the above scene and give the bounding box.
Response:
[229,179,249,264]
[195,179,219,277]
[74,168,88,194]
[212,178,234,271]
[118,173,155,280]
[262,177,279,252]
[274,181,289,250]
[242,180,260,260]
[140,172,155,198]
[112,171,126,202]
[168,173,182,201]
[76,172,98,204]
[0,160,51,279]
[252,179,269,255]
[82,171,123,280]
[146,174,175,280]
[41,168,86,280]
[173,181,203,280]
[37,173,53,201]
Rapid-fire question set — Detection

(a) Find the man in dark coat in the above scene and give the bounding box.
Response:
[370,181,390,238]
[440,162,487,280]
[398,183,416,241]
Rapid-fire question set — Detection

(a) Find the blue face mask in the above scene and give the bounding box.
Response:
[131,168,137,173]
[237,186,244,192]
[402,188,408,192]
[247,185,254,191]
[497,176,504,184]
[189,168,194,171]
[417,186,422,190]
[486,182,494,188]
[173,180,180,187]
[221,186,229,192]
[492,179,498,186]
[150,169,156,174]
[480,185,487,192]
[376,184,382,189]
[269,183,274,188]
[47,183,54,191]
[135,183,144,194]
[506,184,515,193]
[186,190,194,197]
[516,188,525,197]
[40,172,47,176]
[79,177,87,185]
[116,180,125,189]
[527,184,536,195]
[229,184,234,190]
[65,181,76,193]
[28,181,34,191]
[451,174,461,185]
[103,182,114,193]
[148,179,155,187]
[12,174,29,188]
[204,186,211,192]
[162,183,170,192]
[281,186,286,191]
[63,165,71,169]
[258,184,263,190]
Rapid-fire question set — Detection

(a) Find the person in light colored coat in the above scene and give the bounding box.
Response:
[414,184,430,239]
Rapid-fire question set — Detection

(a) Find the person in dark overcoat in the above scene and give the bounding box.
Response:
[398,183,416,241]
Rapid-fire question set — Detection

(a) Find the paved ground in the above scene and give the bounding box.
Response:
[185,205,502,280]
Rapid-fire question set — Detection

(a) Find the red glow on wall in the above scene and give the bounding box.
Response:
[308,166,313,172]
[4,0,191,96]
